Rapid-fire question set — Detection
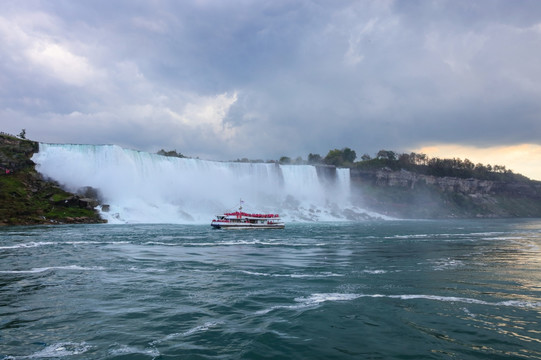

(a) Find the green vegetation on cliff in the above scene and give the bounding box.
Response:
[354,150,530,182]
[0,133,105,226]
[302,147,530,182]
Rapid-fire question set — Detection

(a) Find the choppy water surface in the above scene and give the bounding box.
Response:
[1,219,541,359]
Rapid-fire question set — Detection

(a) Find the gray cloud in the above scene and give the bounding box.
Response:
[1,0,541,161]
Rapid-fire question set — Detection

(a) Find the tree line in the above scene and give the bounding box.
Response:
[282,148,530,182]
[156,145,529,182]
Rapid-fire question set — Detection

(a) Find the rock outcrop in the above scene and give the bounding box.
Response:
[0,133,106,226]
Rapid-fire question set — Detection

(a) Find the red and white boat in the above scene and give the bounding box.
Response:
[211,201,285,229]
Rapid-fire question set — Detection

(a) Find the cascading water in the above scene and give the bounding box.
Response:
[32,143,376,224]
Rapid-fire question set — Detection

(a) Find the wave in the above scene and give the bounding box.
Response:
[4,342,91,359]
[0,265,105,274]
[1,239,325,251]
[238,270,343,278]
[388,294,541,308]
[255,293,360,315]
[149,321,222,346]
[256,292,541,315]
[0,241,132,250]
[361,269,388,274]
[143,239,325,247]
[0,242,55,250]
[383,232,511,240]
[107,344,160,358]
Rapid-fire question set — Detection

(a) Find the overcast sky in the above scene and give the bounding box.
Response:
[2,0,541,179]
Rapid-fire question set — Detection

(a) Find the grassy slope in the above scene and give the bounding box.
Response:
[0,134,105,226]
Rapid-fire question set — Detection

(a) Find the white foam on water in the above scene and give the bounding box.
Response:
[296,293,363,305]
[0,242,55,250]
[462,307,476,318]
[182,321,221,337]
[0,241,133,251]
[289,272,344,278]
[32,143,379,224]
[0,265,105,274]
[255,293,362,315]
[431,258,465,271]
[6,342,92,359]
[255,292,541,316]
[128,266,167,273]
[108,344,160,358]
[149,321,222,346]
[150,239,325,247]
[239,270,343,278]
[380,294,541,308]
[361,269,387,274]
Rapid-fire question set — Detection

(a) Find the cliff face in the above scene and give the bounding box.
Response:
[0,133,38,171]
[350,168,541,218]
[352,168,541,195]
[0,134,105,226]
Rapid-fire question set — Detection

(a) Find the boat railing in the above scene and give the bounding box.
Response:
[223,211,280,218]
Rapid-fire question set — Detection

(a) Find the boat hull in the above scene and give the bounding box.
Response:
[211,222,285,229]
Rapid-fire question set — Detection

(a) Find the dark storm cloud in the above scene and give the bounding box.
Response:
[1,0,540,161]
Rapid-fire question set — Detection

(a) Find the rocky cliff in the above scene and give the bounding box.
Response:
[0,133,105,226]
[350,168,541,218]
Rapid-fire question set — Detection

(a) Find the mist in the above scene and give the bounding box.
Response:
[32,143,378,224]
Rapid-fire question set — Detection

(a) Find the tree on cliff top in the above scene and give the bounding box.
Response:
[279,156,291,164]
[355,149,530,182]
[324,147,356,167]
[157,149,184,158]
[376,150,396,161]
[308,153,322,164]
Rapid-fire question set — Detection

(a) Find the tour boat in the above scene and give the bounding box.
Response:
[211,201,285,229]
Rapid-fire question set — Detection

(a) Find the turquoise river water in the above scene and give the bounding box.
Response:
[1,219,541,359]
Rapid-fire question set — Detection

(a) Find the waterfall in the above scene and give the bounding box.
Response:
[32,143,374,224]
